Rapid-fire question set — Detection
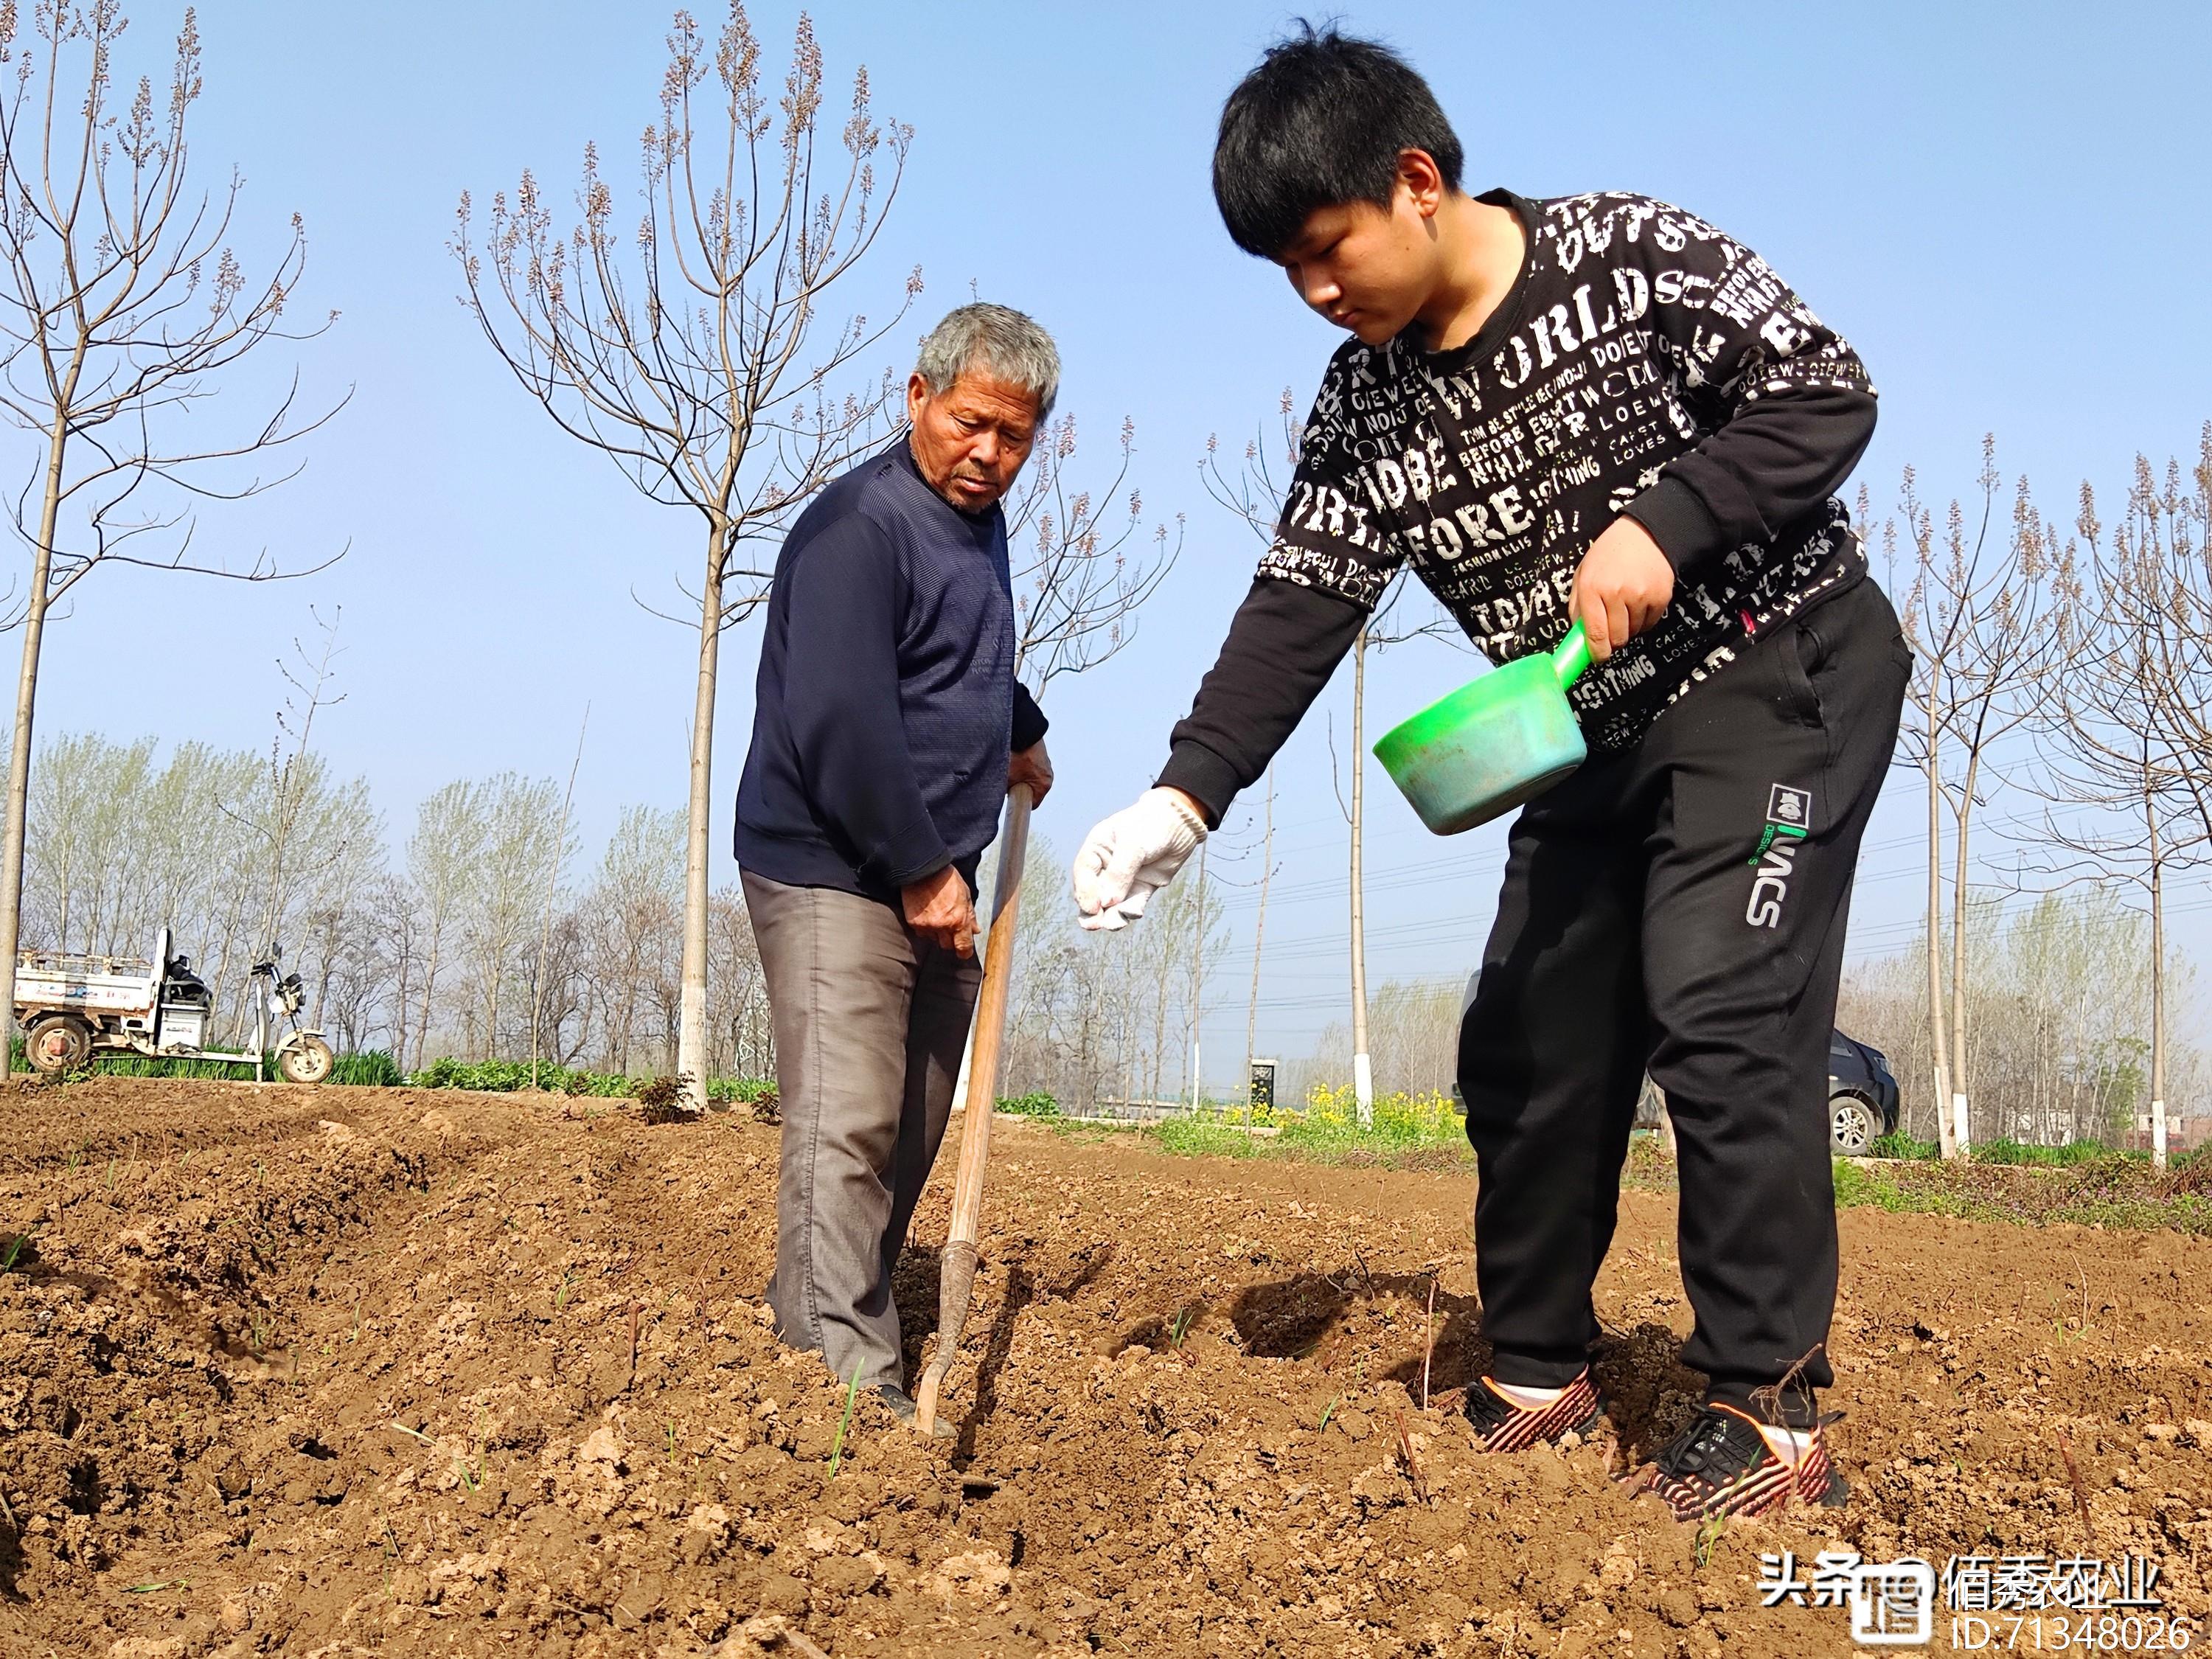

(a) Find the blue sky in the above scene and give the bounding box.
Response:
[25,1,2212,1077]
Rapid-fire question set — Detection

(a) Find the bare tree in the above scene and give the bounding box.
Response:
[459,774,567,1060]
[1206,390,1455,1124]
[531,707,588,1085]
[243,611,347,961]
[1007,414,1180,690]
[2035,441,2212,1167]
[0,2,341,1074]
[1888,441,2053,1157]
[1838,891,2195,1149]
[704,880,771,1078]
[1203,401,1293,1115]
[403,781,488,1071]
[454,5,918,1110]
[1244,762,1275,1102]
[582,804,684,1073]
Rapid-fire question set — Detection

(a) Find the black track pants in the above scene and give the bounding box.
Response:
[1457,577,1910,1415]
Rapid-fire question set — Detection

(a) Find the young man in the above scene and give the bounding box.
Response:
[737,303,1057,1435]
[1073,29,1908,1521]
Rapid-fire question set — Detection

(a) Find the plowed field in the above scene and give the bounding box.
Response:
[3,1077,2208,1657]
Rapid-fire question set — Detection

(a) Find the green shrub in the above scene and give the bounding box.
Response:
[997,1091,1060,1119]
[709,1077,779,1107]
[633,1075,690,1124]
[331,1050,403,1087]
[406,1058,627,1095]
[1869,1131,1941,1161]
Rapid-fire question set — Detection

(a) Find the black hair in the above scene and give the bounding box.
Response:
[1211,22,1464,259]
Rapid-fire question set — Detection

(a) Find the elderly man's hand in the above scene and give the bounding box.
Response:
[902,866,977,957]
[1009,740,1053,806]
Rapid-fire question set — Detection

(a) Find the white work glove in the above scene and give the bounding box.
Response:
[1072,787,1208,931]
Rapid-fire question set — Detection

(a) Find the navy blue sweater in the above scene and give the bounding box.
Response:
[734,438,1048,901]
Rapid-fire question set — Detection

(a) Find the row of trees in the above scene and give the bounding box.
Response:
[4,4,2196,1152]
[1885,426,2212,1163]
[21,729,773,1078]
[0,3,1178,1102]
[1839,891,2205,1149]
[984,832,1228,1114]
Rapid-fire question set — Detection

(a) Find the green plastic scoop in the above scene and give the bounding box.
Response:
[1373,622,1593,835]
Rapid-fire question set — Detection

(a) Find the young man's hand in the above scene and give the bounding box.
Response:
[1569,517,1674,663]
[1071,787,1207,931]
[1008,740,1054,805]
[901,865,977,957]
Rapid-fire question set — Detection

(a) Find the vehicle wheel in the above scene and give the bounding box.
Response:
[24,1015,93,1074]
[277,1036,335,1085]
[1830,1093,1879,1157]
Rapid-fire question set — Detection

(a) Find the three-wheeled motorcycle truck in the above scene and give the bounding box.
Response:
[13,928,335,1083]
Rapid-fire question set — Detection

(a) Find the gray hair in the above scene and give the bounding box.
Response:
[914,302,1060,418]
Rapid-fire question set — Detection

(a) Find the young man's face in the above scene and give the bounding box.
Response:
[1276,173,1443,347]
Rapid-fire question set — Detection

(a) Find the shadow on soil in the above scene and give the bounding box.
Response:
[1217,1269,1713,1461]
[893,1239,1121,1458]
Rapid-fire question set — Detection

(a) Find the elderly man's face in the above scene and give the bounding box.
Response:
[906,370,1040,514]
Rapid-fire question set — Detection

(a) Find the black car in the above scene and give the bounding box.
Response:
[1827,1029,1901,1155]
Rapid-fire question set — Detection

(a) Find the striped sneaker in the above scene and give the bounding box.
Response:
[1649,1403,1846,1522]
[1463,1368,1604,1453]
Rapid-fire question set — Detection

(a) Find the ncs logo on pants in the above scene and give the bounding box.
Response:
[1746,784,1812,928]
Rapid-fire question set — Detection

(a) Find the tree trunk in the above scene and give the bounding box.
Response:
[2147,788,2167,1172]
[1187,841,1207,1110]
[676,524,727,1112]
[1245,764,1273,1105]
[1925,705,1955,1158]
[0,590,52,1082]
[1349,627,1373,1127]
[0,412,76,1082]
[415,930,442,1074]
[1948,749,1980,1155]
[1150,937,1171,1107]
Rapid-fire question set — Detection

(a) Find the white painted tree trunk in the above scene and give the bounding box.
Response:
[2149,792,2167,1172]
[0,414,74,1082]
[675,526,726,1114]
[1349,628,1372,1128]
[1925,705,1956,1159]
[1187,840,1208,1110]
[1948,749,1981,1157]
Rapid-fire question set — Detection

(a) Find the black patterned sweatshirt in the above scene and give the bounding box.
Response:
[1158,189,1877,824]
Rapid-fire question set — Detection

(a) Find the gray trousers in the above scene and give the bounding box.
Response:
[742,870,981,1394]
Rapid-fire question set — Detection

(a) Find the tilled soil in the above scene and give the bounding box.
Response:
[2,1078,2209,1658]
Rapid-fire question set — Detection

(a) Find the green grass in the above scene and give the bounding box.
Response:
[1971,1137,2149,1167]
[1142,1085,1472,1171]
[827,1363,863,1478]
[80,1051,279,1079]
[400,1057,776,1106]
[333,1049,403,1086]
[1136,1082,2210,1236]
[1832,1150,2212,1234]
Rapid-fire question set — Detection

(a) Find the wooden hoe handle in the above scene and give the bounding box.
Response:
[914,785,1032,1436]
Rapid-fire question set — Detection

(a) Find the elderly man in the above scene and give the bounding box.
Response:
[734,303,1057,1429]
